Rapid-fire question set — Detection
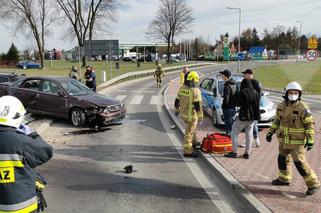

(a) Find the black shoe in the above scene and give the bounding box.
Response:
[243,153,249,159]
[184,152,198,158]
[272,178,290,186]
[306,186,320,196]
[224,152,237,158]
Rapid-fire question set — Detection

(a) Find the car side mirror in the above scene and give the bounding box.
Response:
[213,87,217,97]
[57,90,65,97]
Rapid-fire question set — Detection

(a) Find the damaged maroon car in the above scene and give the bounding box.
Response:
[5,76,126,127]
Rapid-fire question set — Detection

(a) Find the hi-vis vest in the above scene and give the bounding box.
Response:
[176,86,203,122]
[269,100,314,146]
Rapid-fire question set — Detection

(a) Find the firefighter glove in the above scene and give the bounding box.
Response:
[18,124,32,135]
[266,132,273,142]
[304,139,314,151]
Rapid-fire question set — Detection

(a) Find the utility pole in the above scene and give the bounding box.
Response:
[296,20,303,59]
[226,7,241,72]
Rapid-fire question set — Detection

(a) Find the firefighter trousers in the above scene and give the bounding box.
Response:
[277,145,320,188]
[183,118,198,154]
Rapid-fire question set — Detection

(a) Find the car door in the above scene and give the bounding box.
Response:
[9,79,42,112]
[199,78,214,114]
[37,80,69,118]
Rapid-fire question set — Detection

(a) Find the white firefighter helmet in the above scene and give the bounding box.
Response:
[285,81,302,92]
[0,96,26,128]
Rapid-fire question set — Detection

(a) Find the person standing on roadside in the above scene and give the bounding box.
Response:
[242,68,262,147]
[90,66,97,92]
[265,81,320,196]
[224,78,260,159]
[179,66,189,87]
[69,66,81,81]
[154,64,164,88]
[219,69,237,136]
[84,66,92,88]
[175,71,203,157]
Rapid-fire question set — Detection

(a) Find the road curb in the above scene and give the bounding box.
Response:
[163,83,272,213]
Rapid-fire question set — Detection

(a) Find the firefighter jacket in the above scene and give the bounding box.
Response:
[268,100,314,148]
[175,85,203,122]
[0,127,53,213]
[154,67,164,79]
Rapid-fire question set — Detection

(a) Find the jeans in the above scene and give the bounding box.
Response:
[231,118,254,154]
[253,120,258,139]
[223,107,236,135]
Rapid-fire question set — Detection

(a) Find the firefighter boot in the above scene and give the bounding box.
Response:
[306,186,320,196]
[272,178,290,186]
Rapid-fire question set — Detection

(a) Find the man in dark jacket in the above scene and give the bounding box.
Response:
[219,69,237,136]
[224,79,260,159]
[241,68,262,147]
[0,96,53,213]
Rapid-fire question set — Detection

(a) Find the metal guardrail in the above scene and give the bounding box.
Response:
[97,63,215,89]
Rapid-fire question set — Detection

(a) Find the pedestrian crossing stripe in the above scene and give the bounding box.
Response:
[129,95,144,104]
[115,95,126,101]
[115,95,163,105]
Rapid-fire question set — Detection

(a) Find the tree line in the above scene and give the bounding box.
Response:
[231,25,321,53]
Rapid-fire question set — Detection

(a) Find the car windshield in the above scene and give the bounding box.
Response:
[60,80,94,96]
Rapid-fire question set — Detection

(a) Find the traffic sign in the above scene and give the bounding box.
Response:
[308,35,318,49]
[306,49,318,61]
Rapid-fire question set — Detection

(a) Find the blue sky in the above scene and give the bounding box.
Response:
[0,0,320,52]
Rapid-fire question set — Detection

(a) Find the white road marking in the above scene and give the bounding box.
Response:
[150,95,163,105]
[157,105,234,212]
[130,90,155,93]
[129,95,144,105]
[116,90,127,92]
[115,95,126,101]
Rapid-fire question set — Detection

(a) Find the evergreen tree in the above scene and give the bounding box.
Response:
[6,43,19,61]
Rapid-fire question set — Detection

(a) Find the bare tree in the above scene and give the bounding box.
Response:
[56,0,118,66]
[146,0,193,64]
[0,0,57,68]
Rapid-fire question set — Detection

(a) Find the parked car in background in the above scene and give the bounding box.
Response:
[16,60,41,69]
[0,72,26,83]
[199,74,276,127]
[1,76,126,127]
[0,73,27,96]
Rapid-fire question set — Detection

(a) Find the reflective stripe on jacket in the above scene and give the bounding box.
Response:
[179,72,185,87]
[175,85,203,122]
[0,127,52,213]
[269,100,314,146]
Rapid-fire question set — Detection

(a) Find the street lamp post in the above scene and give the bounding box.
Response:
[226,7,241,72]
[296,20,302,58]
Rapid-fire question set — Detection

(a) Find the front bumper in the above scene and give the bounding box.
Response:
[87,107,127,126]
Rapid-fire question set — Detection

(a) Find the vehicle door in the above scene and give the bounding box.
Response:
[199,78,214,114]
[9,79,42,111]
[37,80,69,118]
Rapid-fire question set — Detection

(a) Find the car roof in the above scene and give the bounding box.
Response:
[25,76,72,82]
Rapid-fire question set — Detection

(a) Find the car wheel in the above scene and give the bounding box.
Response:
[212,108,218,126]
[70,108,86,127]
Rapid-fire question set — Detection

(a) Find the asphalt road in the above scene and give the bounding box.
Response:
[36,65,247,213]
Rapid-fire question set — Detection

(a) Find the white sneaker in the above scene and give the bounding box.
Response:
[255,138,261,147]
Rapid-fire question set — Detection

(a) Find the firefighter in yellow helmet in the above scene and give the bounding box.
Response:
[174,71,203,157]
[266,82,320,195]
[154,64,164,88]
[0,96,53,212]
